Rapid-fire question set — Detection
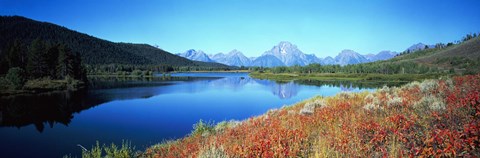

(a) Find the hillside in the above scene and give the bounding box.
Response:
[0,16,230,68]
[382,36,480,73]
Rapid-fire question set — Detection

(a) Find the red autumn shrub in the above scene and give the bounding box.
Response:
[142,74,480,158]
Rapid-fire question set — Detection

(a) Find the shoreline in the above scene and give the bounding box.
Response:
[249,72,448,82]
[137,74,479,157]
[0,79,86,97]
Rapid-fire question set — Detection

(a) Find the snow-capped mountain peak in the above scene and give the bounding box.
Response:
[260,41,316,66]
[177,49,214,62]
[334,49,369,66]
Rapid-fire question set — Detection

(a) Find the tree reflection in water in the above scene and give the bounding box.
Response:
[0,75,403,133]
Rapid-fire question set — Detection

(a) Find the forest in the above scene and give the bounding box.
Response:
[0,16,234,76]
[0,38,86,91]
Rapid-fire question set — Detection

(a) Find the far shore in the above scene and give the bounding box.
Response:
[249,72,449,82]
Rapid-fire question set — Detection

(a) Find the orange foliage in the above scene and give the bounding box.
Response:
[143,74,480,157]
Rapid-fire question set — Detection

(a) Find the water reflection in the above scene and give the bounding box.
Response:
[0,90,89,132]
[0,74,398,133]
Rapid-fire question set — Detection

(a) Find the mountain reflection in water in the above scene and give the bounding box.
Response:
[0,74,396,133]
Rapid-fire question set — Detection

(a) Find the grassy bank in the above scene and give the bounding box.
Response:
[0,77,85,96]
[250,72,446,82]
[171,70,250,73]
[139,74,479,157]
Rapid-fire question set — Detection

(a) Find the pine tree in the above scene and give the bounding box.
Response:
[46,44,60,78]
[26,38,48,79]
[56,44,74,79]
[5,40,23,68]
[72,52,86,80]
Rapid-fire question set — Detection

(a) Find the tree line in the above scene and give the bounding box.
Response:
[0,38,86,89]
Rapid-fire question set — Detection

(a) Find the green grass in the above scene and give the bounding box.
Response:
[23,77,85,91]
[0,77,85,96]
[64,140,136,158]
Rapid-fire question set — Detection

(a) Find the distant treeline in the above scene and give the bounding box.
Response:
[86,64,235,76]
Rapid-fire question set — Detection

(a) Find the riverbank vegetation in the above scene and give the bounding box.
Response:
[140,74,479,157]
[0,39,86,94]
[84,64,238,77]
[63,140,137,158]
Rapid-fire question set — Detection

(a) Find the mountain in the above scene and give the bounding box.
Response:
[405,43,435,52]
[248,41,322,67]
[305,54,322,64]
[210,49,252,67]
[365,51,397,61]
[177,49,214,62]
[334,49,370,66]
[321,56,336,65]
[250,42,397,67]
[210,53,226,62]
[0,16,230,68]
[364,54,376,61]
[251,54,285,67]
[262,41,316,66]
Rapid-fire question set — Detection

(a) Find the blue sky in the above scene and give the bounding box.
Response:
[1,0,480,57]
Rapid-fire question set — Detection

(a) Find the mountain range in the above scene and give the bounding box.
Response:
[178,41,400,67]
[3,16,444,69]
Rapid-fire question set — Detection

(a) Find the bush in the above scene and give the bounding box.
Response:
[338,92,354,99]
[387,96,403,107]
[5,67,26,90]
[70,140,135,158]
[363,93,382,110]
[300,102,315,115]
[191,119,215,136]
[131,70,142,77]
[103,140,135,158]
[363,103,381,110]
[0,77,10,89]
[198,144,229,158]
[214,120,240,133]
[300,99,327,115]
[414,95,446,111]
[419,79,438,94]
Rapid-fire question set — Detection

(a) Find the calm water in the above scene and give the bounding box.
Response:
[0,72,391,157]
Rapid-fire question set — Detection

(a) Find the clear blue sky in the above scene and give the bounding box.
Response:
[1,0,480,57]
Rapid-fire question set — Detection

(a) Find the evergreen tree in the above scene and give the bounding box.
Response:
[26,38,48,79]
[5,40,24,68]
[46,44,60,78]
[72,52,86,81]
[0,39,26,74]
[56,44,74,79]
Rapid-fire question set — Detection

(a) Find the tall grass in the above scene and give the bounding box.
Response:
[64,140,136,158]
